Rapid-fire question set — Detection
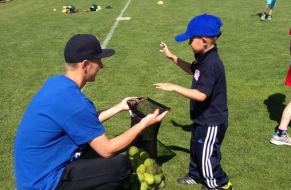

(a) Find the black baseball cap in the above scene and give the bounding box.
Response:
[64,34,115,63]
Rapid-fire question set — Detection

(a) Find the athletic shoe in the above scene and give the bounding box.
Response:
[177,175,201,184]
[267,15,272,20]
[260,13,266,21]
[270,132,291,146]
[201,181,233,190]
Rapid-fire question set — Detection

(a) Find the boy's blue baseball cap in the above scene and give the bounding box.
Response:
[175,14,223,42]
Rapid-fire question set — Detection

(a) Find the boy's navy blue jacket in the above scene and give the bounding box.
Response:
[190,46,228,126]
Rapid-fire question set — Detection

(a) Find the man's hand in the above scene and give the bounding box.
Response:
[140,109,168,128]
[117,97,139,111]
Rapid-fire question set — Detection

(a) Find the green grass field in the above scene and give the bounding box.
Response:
[1,0,291,189]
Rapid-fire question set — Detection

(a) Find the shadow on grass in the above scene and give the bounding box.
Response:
[156,140,177,165]
[256,12,270,18]
[151,120,192,164]
[165,145,190,154]
[256,12,270,21]
[170,120,192,132]
[257,12,263,17]
[263,93,290,132]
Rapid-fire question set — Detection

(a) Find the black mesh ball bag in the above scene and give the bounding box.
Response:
[127,97,170,161]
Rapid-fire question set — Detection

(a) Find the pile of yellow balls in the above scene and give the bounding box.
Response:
[123,146,165,190]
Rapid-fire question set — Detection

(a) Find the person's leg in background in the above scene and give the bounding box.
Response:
[261,3,269,20]
[267,0,276,20]
[270,101,291,146]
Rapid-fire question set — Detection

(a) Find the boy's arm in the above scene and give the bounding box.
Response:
[154,83,207,102]
[160,42,193,74]
[175,57,193,75]
[172,85,207,101]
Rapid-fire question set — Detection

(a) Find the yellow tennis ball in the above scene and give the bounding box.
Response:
[154,174,162,185]
[144,158,155,167]
[140,182,148,190]
[139,151,150,160]
[144,173,155,186]
[128,146,139,157]
[146,165,158,175]
[136,164,146,174]
[157,179,165,189]
[136,172,145,183]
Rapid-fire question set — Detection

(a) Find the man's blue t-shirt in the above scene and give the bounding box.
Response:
[14,75,105,190]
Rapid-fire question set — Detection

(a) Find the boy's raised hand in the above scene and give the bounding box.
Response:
[160,42,175,60]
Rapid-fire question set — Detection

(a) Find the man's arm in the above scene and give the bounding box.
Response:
[98,97,138,122]
[97,104,122,123]
[89,110,168,158]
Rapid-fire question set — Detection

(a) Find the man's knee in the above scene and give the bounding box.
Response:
[117,155,133,173]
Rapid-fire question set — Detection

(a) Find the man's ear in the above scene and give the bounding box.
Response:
[81,60,90,71]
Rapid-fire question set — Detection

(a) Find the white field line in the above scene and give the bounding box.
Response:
[82,0,131,91]
[101,0,131,48]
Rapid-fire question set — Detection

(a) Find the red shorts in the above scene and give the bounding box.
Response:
[289,29,291,35]
[285,65,291,86]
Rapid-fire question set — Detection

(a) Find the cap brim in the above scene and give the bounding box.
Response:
[96,49,115,58]
[175,33,192,42]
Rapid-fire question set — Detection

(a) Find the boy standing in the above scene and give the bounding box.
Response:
[154,14,233,190]
[260,0,277,21]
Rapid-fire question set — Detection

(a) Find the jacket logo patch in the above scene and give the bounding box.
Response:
[194,69,200,81]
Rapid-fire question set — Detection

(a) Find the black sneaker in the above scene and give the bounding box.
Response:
[177,175,201,184]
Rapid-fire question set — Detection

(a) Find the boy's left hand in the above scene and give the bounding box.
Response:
[154,83,176,92]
